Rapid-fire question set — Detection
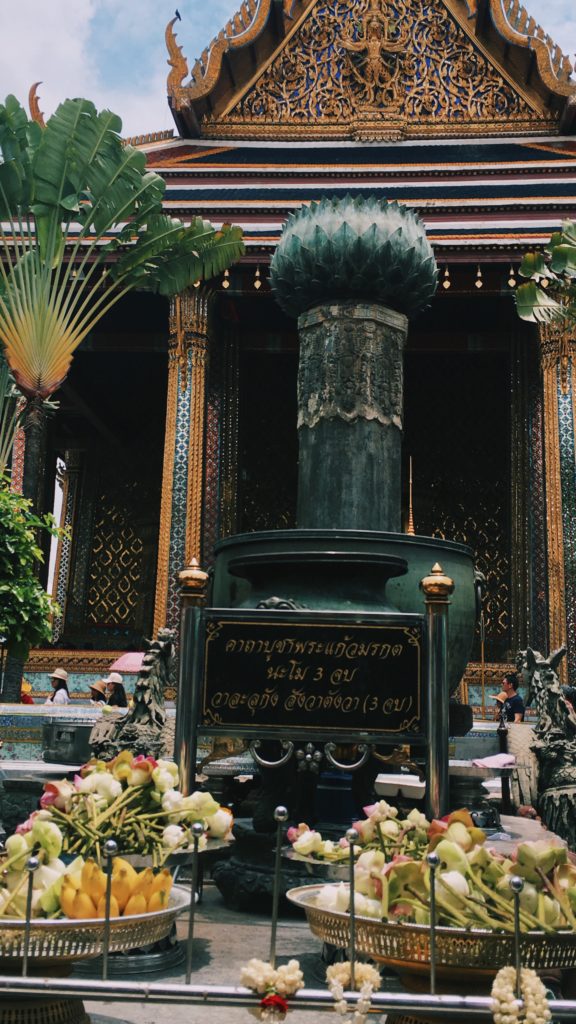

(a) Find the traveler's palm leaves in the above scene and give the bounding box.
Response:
[0,96,244,398]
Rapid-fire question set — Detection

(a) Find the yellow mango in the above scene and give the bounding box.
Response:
[123,893,148,916]
[150,869,173,896]
[95,894,120,919]
[71,891,98,919]
[147,889,170,913]
[81,859,107,903]
[132,867,155,901]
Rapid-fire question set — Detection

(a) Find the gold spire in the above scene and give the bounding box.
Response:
[28,82,46,128]
[166,16,189,107]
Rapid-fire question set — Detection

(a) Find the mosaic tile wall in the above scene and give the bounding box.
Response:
[0,702,176,761]
[557,362,576,678]
[166,352,192,630]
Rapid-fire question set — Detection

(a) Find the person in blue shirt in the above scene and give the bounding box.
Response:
[500,672,525,723]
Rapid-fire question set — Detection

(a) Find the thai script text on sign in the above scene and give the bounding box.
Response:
[200,613,424,739]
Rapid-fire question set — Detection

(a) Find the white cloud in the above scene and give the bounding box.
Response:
[0,0,574,138]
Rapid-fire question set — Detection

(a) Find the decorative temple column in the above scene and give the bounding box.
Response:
[297,303,407,530]
[51,451,82,643]
[270,196,437,533]
[154,288,211,634]
[539,320,576,682]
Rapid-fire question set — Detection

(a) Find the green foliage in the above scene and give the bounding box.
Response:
[0,479,60,659]
[516,220,576,324]
[0,353,20,475]
[270,195,438,319]
[0,95,245,399]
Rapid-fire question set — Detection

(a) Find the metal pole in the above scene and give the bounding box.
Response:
[0,976,574,1019]
[102,839,118,981]
[346,827,359,990]
[510,875,524,1000]
[427,852,439,995]
[185,822,205,983]
[22,855,39,978]
[174,560,208,796]
[420,563,454,821]
[269,806,288,968]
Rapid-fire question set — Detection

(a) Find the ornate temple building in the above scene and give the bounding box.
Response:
[22,0,576,716]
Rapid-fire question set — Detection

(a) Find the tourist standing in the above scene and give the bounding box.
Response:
[45,668,70,705]
[500,672,525,722]
[88,679,107,705]
[103,672,128,708]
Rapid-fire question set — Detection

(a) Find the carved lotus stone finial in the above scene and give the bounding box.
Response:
[270,195,437,320]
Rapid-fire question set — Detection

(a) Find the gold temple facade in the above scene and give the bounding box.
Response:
[22,0,576,713]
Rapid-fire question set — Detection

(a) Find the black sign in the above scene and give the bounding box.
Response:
[199,611,425,742]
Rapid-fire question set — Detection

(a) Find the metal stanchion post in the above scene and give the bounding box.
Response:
[420,564,454,821]
[510,875,524,1001]
[346,827,359,991]
[102,839,118,981]
[22,855,39,978]
[269,806,289,969]
[175,560,209,797]
[426,852,439,996]
[185,822,205,983]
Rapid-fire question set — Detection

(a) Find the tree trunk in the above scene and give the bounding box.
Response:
[22,398,48,507]
[3,400,49,703]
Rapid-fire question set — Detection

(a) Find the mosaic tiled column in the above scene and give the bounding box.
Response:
[154,289,211,634]
[51,450,82,642]
[539,321,576,682]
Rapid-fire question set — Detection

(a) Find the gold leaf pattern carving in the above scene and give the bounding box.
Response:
[220,0,546,137]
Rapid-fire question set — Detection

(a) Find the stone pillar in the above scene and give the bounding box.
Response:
[51,450,82,643]
[296,302,408,531]
[174,558,209,795]
[539,320,576,683]
[153,289,211,635]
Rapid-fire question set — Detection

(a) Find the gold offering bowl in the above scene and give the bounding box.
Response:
[287,884,576,986]
[0,885,190,1024]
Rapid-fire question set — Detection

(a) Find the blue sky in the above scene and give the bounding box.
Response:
[0,1,575,137]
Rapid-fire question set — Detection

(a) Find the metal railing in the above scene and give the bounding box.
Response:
[3,808,576,1021]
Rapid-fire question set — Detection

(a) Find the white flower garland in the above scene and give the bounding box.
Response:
[491,966,551,1024]
[240,958,304,1019]
[326,962,381,1024]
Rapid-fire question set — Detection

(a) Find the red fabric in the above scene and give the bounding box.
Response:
[20,694,34,704]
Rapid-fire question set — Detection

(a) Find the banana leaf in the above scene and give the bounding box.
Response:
[0,93,244,404]
[515,281,566,323]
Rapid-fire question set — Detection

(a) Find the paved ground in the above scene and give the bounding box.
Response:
[83,883,339,1024]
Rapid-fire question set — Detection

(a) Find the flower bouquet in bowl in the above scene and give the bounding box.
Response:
[0,750,232,923]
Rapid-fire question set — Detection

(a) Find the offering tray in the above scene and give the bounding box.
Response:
[283,848,348,882]
[0,884,189,963]
[287,884,576,977]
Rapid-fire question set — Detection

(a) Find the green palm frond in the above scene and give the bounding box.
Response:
[516,222,576,325]
[0,95,245,402]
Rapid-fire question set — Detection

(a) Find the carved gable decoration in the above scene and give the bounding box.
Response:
[208,0,553,140]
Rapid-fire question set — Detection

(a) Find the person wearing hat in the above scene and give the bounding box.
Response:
[103,672,128,708]
[89,679,107,705]
[46,668,70,705]
[492,672,524,723]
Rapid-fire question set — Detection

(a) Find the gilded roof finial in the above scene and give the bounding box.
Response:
[28,82,46,128]
[166,15,189,107]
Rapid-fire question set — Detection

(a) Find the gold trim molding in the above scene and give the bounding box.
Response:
[186,289,211,565]
[153,330,180,635]
[539,323,569,681]
[25,650,126,675]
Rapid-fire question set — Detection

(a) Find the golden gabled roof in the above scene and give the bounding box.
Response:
[166,0,576,139]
